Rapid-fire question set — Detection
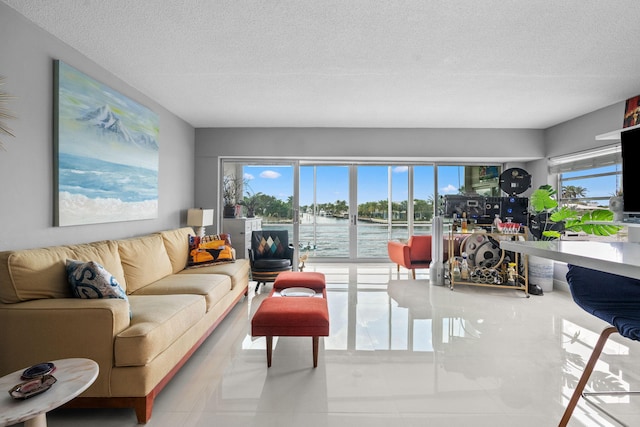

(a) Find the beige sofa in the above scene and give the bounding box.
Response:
[0,227,249,423]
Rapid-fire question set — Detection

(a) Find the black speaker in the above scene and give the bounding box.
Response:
[501,197,528,224]
[484,197,502,218]
[499,168,531,195]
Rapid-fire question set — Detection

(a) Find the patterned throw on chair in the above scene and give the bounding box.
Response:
[249,230,294,292]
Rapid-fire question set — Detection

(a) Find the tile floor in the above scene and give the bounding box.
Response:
[44,263,640,427]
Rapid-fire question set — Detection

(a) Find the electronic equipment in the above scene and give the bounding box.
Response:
[498,168,531,196]
[443,196,485,220]
[443,195,528,223]
[622,127,640,222]
[443,168,530,224]
[501,196,529,224]
[480,197,503,224]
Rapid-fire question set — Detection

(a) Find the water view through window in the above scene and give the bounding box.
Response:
[223,162,501,259]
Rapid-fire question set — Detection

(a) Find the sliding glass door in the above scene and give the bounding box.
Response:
[221,159,501,262]
[299,165,351,259]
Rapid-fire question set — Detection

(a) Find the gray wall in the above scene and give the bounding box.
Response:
[545,102,624,158]
[0,4,195,250]
[195,127,545,211]
[525,102,624,191]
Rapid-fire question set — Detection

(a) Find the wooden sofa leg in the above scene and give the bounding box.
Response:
[135,396,154,424]
[412,269,416,280]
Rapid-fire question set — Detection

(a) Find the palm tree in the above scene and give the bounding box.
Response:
[562,185,587,200]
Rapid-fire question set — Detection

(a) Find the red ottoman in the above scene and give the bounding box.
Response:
[274,271,326,292]
[252,292,329,368]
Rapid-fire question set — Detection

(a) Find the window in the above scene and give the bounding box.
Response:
[550,145,621,214]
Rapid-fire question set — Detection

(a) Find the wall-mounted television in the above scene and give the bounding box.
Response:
[622,126,640,221]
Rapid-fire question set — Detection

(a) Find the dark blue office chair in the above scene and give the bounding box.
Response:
[561,264,640,426]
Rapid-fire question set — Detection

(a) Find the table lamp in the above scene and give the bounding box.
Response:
[187,208,214,238]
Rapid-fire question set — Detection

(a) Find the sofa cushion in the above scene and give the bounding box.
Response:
[159,227,193,274]
[0,246,75,303]
[117,234,173,293]
[69,240,127,291]
[179,259,250,290]
[114,294,205,367]
[131,273,231,312]
[66,259,128,301]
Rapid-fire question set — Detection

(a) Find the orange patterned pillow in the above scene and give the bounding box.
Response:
[188,235,234,266]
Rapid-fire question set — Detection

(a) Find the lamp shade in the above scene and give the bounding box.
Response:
[187,208,214,227]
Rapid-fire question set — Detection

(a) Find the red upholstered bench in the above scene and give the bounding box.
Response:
[252,272,329,367]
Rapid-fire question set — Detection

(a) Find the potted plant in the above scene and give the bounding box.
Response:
[222,175,246,218]
[609,189,624,222]
[529,184,621,240]
[239,191,262,218]
[527,184,621,293]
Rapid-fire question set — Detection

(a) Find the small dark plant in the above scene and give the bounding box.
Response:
[239,191,263,217]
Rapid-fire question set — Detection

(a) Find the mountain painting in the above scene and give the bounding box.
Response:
[54,60,159,226]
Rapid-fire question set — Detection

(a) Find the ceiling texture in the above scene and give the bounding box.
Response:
[4,0,640,129]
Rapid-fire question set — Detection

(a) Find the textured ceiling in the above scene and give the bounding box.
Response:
[4,0,640,129]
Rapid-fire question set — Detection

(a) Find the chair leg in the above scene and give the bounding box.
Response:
[412,269,416,280]
[312,336,319,368]
[559,326,618,427]
[266,336,273,367]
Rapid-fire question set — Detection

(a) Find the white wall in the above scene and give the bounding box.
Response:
[194,127,545,211]
[0,4,196,250]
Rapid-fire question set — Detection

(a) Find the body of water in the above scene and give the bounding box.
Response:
[263,214,433,258]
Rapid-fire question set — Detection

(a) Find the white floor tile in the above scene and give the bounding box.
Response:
[44,263,640,426]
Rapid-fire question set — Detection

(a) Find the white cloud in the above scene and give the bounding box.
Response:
[260,170,281,179]
[243,173,254,180]
[441,184,458,194]
[393,166,408,173]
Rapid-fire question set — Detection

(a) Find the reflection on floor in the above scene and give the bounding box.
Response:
[47,263,640,427]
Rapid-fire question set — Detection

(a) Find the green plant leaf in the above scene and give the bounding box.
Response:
[563,209,622,236]
[549,206,578,222]
[542,230,562,239]
[530,187,558,213]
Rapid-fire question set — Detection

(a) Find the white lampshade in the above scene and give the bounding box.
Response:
[187,208,214,238]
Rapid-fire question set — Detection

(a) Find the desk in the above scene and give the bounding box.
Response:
[0,358,98,427]
[499,240,640,279]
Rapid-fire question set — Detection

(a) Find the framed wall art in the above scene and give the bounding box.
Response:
[53,60,159,226]
[624,95,640,128]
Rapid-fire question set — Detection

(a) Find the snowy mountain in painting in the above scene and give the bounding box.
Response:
[135,132,159,150]
[79,105,158,150]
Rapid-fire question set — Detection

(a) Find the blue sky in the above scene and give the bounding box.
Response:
[242,164,620,206]
[243,165,466,206]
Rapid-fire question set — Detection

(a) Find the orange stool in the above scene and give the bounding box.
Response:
[252,272,329,367]
[273,271,326,292]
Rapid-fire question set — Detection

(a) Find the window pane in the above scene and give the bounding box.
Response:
[560,164,621,207]
[414,165,434,236]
